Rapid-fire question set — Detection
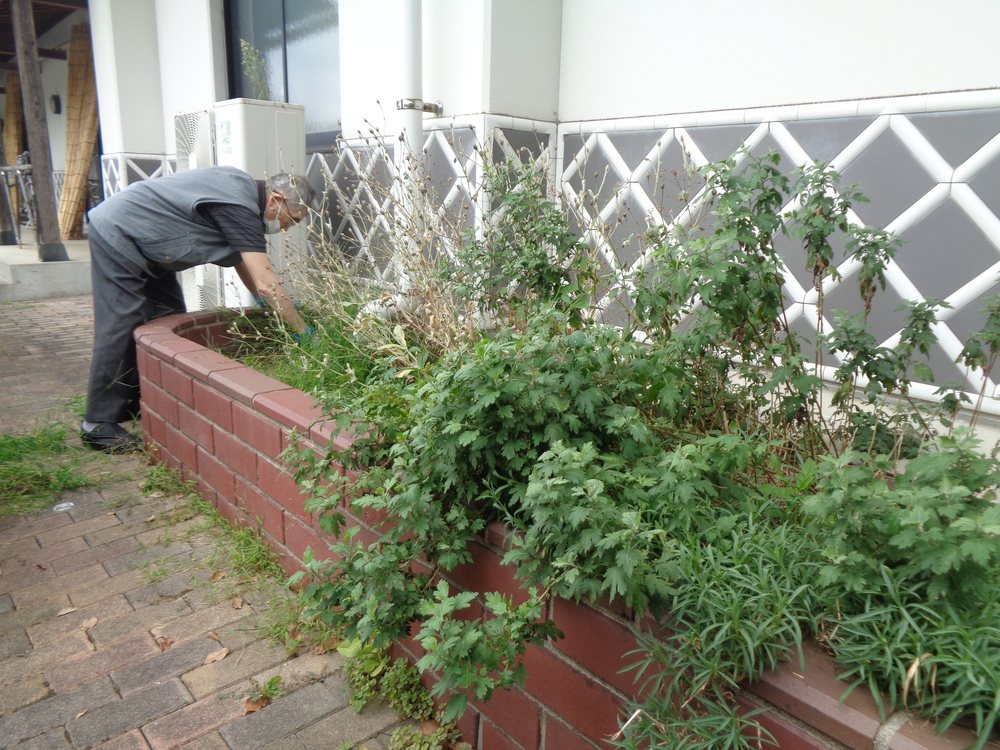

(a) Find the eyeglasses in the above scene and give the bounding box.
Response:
[275,196,309,225]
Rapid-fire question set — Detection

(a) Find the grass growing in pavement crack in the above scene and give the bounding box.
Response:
[0,422,97,517]
[140,462,335,654]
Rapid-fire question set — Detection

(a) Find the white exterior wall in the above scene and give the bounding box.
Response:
[424,0,486,119]
[558,0,1000,122]
[483,0,560,121]
[340,0,561,139]
[38,61,67,171]
[89,0,166,155]
[154,0,228,157]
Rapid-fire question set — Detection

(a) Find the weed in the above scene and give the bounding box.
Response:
[0,422,94,517]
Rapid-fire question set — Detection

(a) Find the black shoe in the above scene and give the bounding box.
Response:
[81,423,144,454]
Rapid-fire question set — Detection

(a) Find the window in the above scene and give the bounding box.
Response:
[225,0,341,142]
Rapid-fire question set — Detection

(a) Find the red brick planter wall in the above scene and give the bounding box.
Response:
[136,311,997,750]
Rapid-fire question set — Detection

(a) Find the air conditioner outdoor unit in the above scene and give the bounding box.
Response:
[173,98,307,311]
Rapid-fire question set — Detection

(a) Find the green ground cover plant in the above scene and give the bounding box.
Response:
[0,422,96,516]
[246,147,1000,749]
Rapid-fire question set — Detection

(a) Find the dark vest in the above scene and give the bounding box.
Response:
[88,167,260,273]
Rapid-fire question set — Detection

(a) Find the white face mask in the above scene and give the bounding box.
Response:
[264,219,283,234]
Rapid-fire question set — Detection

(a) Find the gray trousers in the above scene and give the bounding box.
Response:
[85,229,186,424]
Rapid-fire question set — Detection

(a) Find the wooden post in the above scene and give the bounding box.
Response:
[11,0,69,261]
[0,135,15,246]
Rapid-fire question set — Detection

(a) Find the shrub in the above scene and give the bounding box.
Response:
[277,147,1000,748]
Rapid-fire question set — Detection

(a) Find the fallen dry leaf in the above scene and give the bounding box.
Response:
[204,647,229,664]
[231,597,244,609]
[313,634,342,655]
[75,710,88,719]
[155,636,174,651]
[81,617,98,630]
[420,719,441,736]
[207,631,222,643]
[56,607,79,617]
[210,571,226,583]
[244,696,269,714]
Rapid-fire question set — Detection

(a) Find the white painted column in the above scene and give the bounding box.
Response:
[89,0,166,192]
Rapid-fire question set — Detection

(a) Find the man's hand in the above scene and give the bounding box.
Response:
[235,253,307,333]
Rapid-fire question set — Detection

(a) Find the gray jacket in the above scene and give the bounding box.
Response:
[88,167,261,274]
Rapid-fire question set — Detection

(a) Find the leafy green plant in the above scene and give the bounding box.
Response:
[804,430,1000,602]
[388,716,461,750]
[239,39,271,101]
[342,652,462,749]
[342,641,390,712]
[269,149,1000,749]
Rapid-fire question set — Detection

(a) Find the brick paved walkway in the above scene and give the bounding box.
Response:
[0,296,95,435]
[0,296,403,749]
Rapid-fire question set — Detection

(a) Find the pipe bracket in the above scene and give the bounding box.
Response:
[396,98,443,116]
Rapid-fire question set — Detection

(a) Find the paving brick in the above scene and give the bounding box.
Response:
[3,676,118,746]
[0,560,58,595]
[0,513,70,545]
[52,536,141,576]
[27,594,134,648]
[1,537,42,567]
[292,698,401,750]
[0,515,27,533]
[182,637,291,700]
[141,686,248,750]
[9,726,72,750]
[0,673,50,714]
[83,515,167,546]
[0,630,93,687]
[102,540,197,577]
[113,635,223,696]
[10,563,109,608]
[91,730,153,750]
[34,513,122,548]
[134,517,204,548]
[66,679,193,749]
[87,598,192,649]
[219,681,354,750]
[0,594,73,637]
[0,627,31,659]
[4,536,88,571]
[176,732,229,750]
[147,601,251,647]
[126,569,214,610]
[71,568,147,609]
[47,631,159,692]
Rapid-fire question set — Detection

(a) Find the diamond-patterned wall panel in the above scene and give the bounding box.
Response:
[841,130,939,229]
[306,95,1000,410]
[556,98,1000,408]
